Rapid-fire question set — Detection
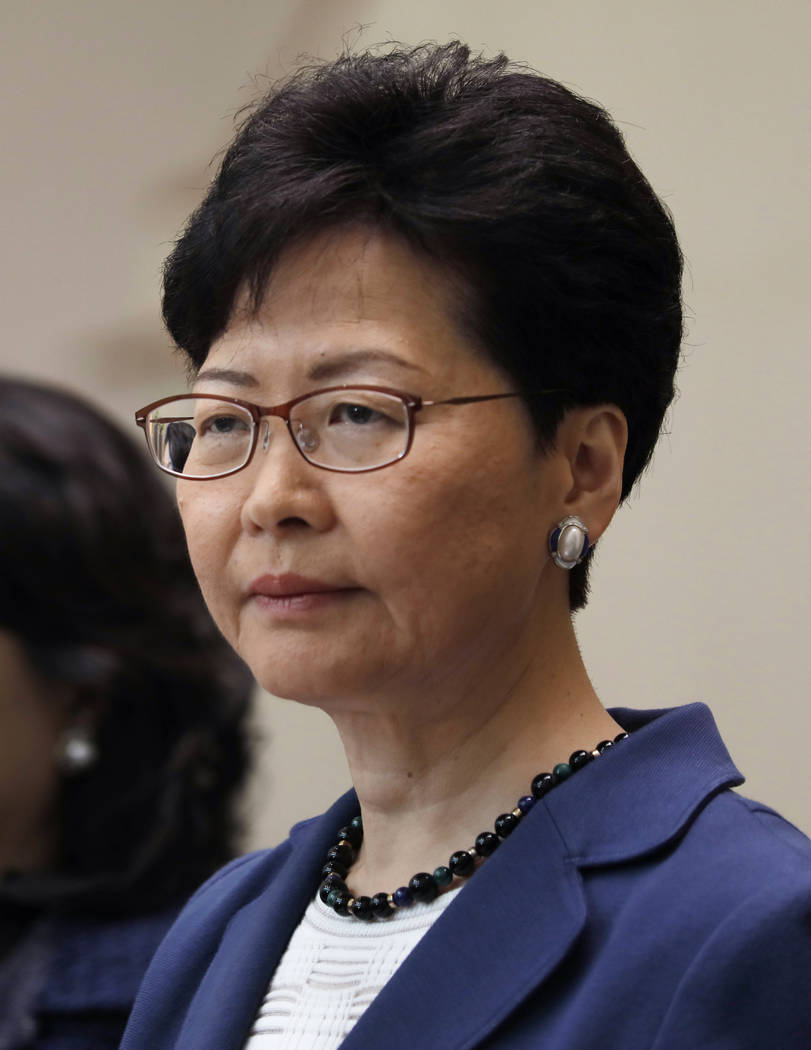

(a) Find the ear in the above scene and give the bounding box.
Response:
[555,405,628,543]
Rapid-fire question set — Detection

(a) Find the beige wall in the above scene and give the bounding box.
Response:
[2,0,808,843]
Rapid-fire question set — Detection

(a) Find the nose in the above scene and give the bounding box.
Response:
[239,417,335,536]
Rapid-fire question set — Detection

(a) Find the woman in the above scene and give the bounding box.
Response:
[123,42,811,1050]
[0,378,253,1049]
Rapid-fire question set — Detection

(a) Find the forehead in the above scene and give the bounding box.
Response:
[264,227,455,323]
[202,227,490,387]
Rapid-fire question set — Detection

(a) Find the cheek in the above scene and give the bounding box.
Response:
[177,485,240,637]
[353,447,550,625]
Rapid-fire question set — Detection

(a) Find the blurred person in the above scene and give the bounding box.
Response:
[0,377,254,1049]
[124,42,811,1050]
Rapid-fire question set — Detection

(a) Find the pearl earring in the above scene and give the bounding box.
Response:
[57,727,98,774]
[548,515,590,570]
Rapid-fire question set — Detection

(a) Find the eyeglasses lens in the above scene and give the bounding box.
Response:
[290,389,410,471]
[147,398,255,478]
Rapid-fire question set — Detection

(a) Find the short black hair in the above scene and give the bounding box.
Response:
[163,41,683,610]
[0,377,254,915]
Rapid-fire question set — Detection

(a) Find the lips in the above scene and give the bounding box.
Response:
[246,573,349,599]
[245,574,360,619]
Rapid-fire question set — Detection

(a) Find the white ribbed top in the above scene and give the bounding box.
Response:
[242,886,462,1050]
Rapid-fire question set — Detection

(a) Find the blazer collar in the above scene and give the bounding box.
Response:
[545,702,744,866]
[177,702,741,1050]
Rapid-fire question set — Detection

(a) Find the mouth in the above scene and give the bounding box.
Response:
[246,574,361,615]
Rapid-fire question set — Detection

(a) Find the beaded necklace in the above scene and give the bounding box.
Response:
[318,731,628,920]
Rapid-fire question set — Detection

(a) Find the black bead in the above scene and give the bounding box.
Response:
[449,850,475,877]
[327,842,354,866]
[409,872,439,903]
[595,739,614,753]
[475,831,500,857]
[569,749,593,771]
[337,824,363,849]
[349,896,374,921]
[319,875,345,903]
[614,732,629,743]
[371,893,394,918]
[392,886,413,907]
[330,890,351,916]
[322,860,348,880]
[531,772,555,798]
[494,812,520,838]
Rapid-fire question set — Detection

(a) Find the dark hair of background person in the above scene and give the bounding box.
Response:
[0,377,254,916]
[161,40,684,610]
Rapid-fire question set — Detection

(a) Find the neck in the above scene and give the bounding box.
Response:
[327,614,622,897]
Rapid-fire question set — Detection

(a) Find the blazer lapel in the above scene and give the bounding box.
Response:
[340,802,585,1050]
[174,791,360,1050]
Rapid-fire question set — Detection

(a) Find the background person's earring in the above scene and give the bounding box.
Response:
[57,726,98,774]
[548,515,591,570]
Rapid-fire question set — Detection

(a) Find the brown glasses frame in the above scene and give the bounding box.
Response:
[135,384,547,479]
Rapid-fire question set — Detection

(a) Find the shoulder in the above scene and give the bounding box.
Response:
[606,776,811,1045]
[115,851,285,1050]
[726,792,811,863]
[119,793,357,1050]
[538,705,811,1044]
[594,752,811,932]
[648,821,811,1049]
[686,791,811,947]
[535,710,811,1046]
[155,832,307,950]
[670,787,811,898]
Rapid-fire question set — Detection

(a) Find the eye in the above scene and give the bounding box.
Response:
[328,399,404,427]
[332,402,378,425]
[197,410,251,437]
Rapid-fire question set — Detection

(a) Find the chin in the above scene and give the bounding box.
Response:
[244,649,342,706]
[255,673,325,707]
[248,648,395,712]
[234,613,397,707]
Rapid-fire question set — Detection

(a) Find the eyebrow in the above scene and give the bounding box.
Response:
[194,367,259,388]
[195,349,425,389]
[306,349,424,382]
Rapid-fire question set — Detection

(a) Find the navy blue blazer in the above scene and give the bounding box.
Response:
[121,704,811,1049]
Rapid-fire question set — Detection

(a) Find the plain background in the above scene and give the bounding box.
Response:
[1,0,808,843]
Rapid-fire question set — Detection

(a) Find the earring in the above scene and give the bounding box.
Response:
[548,515,590,570]
[57,727,98,774]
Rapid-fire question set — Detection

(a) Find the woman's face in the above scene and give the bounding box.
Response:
[178,228,570,710]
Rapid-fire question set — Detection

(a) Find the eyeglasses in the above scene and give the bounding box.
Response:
[134,385,540,479]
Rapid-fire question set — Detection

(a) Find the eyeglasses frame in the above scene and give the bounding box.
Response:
[135,384,556,479]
